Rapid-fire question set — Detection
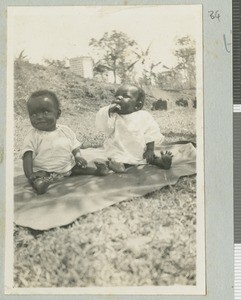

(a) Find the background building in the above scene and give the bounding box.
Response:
[69,56,94,79]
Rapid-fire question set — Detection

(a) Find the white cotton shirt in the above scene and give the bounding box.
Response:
[96,106,165,164]
[21,124,81,173]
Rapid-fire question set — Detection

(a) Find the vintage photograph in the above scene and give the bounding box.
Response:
[6,5,204,294]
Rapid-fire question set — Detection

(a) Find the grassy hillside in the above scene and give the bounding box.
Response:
[15,60,183,117]
[14,60,119,117]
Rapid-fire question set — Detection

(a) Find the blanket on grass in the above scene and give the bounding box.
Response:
[14,143,196,230]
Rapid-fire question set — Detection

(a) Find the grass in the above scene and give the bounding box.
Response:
[13,60,197,288]
[14,106,196,287]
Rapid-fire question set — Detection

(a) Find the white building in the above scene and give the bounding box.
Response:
[69,57,94,79]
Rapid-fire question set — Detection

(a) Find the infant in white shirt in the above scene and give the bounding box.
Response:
[22,90,108,194]
[96,84,173,173]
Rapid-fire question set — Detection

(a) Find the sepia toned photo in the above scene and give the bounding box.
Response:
[6,5,205,294]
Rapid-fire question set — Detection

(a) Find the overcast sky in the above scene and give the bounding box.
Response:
[8,5,202,69]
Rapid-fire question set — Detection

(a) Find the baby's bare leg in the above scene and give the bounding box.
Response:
[71,162,109,176]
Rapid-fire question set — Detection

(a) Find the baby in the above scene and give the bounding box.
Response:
[95,84,173,172]
[22,90,108,194]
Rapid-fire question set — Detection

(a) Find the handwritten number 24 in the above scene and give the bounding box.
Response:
[208,10,221,22]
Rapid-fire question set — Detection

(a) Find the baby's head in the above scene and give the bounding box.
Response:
[112,84,145,115]
[27,90,61,131]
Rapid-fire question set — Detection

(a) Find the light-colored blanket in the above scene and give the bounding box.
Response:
[14,143,196,230]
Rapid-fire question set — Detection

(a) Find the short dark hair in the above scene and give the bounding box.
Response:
[27,90,60,109]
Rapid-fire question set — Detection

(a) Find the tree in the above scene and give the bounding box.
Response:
[173,36,196,89]
[17,50,28,61]
[155,69,185,90]
[89,31,138,83]
[155,36,196,90]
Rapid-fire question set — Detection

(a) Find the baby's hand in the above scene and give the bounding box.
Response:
[29,173,37,182]
[75,156,88,168]
[143,149,155,164]
[109,103,121,114]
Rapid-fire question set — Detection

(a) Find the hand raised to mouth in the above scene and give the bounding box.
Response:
[109,103,121,114]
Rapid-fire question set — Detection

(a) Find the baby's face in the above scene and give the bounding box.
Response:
[27,96,60,131]
[112,85,140,115]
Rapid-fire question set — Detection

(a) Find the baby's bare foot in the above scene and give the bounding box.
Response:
[107,158,126,173]
[94,161,109,176]
[152,151,173,170]
[33,178,49,194]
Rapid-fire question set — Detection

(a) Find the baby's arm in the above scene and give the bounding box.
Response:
[23,151,34,179]
[143,141,155,163]
[23,151,49,194]
[72,147,87,168]
[95,106,115,135]
[23,151,45,181]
